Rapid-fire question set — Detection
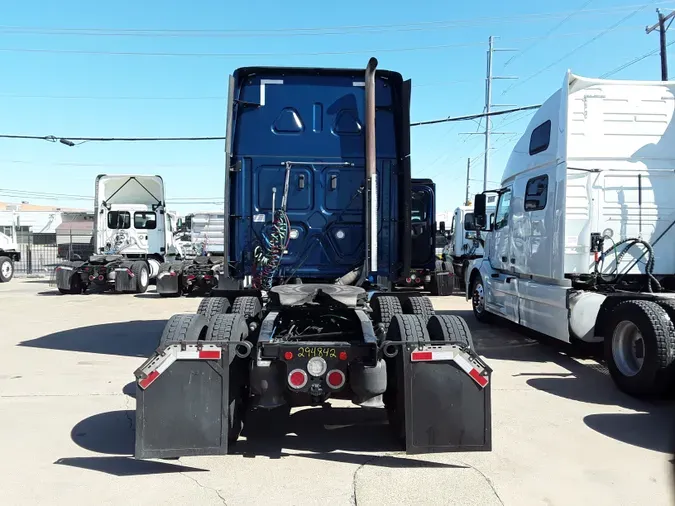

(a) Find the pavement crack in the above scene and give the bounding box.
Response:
[181,471,228,505]
[123,393,134,431]
[454,459,505,506]
[351,453,394,506]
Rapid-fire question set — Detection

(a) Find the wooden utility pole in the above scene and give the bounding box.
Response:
[646,9,675,80]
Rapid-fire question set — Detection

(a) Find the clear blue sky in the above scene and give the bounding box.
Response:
[0,0,672,215]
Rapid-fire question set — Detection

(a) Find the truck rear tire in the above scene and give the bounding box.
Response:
[371,296,403,334]
[132,261,150,294]
[197,297,232,321]
[470,275,493,323]
[403,295,435,322]
[605,299,674,397]
[0,256,14,282]
[427,314,475,352]
[384,314,430,443]
[158,314,208,348]
[231,296,262,320]
[204,314,249,443]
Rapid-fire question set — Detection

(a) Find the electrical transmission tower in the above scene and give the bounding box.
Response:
[461,36,518,191]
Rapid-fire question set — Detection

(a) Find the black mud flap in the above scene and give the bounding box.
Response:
[55,264,77,290]
[134,343,230,459]
[115,267,136,292]
[156,272,180,295]
[402,344,491,454]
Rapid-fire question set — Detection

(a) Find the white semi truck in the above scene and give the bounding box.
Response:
[443,202,496,290]
[466,71,675,397]
[0,220,20,282]
[55,175,182,294]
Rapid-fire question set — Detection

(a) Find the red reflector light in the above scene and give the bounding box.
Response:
[169,271,177,277]
[89,275,95,281]
[187,275,196,281]
[469,368,489,387]
[98,275,104,281]
[339,351,348,361]
[406,277,412,283]
[411,351,433,361]
[288,369,308,389]
[415,277,421,283]
[139,370,160,389]
[326,370,346,389]
[199,350,221,360]
[284,351,293,360]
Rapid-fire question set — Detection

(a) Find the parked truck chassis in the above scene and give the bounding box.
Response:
[134,287,492,458]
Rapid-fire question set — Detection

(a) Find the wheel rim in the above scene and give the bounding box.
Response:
[612,320,645,377]
[472,282,485,314]
[1,260,12,278]
[141,268,149,286]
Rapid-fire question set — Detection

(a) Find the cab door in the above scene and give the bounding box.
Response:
[484,186,519,322]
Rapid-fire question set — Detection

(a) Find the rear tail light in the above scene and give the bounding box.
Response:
[288,369,308,389]
[89,275,95,281]
[187,275,196,281]
[169,271,177,277]
[406,277,412,284]
[415,277,421,284]
[326,370,346,389]
[98,275,104,281]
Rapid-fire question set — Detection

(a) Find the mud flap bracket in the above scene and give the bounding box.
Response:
[134,342,231,459]
[402,343,492,454]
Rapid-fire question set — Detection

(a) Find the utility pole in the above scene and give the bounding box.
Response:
[646,9,675,80]
[465,158,471,205]
[483,36,494,193]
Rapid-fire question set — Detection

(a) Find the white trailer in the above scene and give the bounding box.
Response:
[466,71,675,397]
[55,175,181,294]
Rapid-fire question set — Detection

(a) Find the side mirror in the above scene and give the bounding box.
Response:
[439,221,445,233]
[473,193,487,230]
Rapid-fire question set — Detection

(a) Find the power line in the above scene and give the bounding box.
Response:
[502,2,653,96]
[410,105,541,127]
[0,134,225,142]
[0,80,473,101]
[0,26,645,60]
[0,4,665,38]
[504,0,596,67]
[0,105,542,145]
[600,39,675,77]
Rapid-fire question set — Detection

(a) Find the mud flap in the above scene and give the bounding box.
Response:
[134,343,230,459]
[156,272,180,295]
[55,264,77,290]
[115,266,136,292]
[402,343,491,454]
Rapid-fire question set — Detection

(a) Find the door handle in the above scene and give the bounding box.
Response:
[501,256,507,262]
[506,277,515,284]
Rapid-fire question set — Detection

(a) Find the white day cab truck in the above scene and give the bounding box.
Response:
[0,221,20,282]
[467,72,675,398]
[55,175,182,294]
[442,202,496,290]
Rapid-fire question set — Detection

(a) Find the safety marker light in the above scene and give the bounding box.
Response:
[339,351,348,361]
[284,351,293,360]
[288,369,308,389]
[326,369,346,389]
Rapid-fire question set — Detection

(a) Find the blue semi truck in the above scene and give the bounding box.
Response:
[136,58,492,457]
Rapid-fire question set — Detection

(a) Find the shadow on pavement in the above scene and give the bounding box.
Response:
[55,456,206,476]
[18,320,165,358]
[123,381,136,398]
[583,412,675,454]
[69,405,457,474]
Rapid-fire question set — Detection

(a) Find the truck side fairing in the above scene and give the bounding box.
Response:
[228,67,410,281]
